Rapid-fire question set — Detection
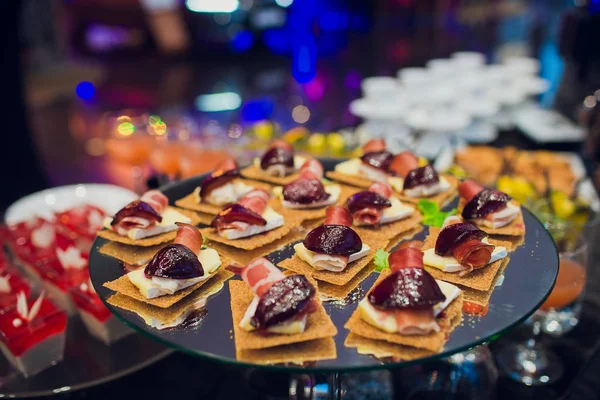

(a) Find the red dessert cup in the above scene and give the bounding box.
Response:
[0,272,31,311]
[0,295,67,377]
[69,282,133,344]
[36,259,88,316]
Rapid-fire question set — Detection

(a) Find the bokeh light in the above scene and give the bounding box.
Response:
[186,0,239,13]
[117,122,136,136]
[231,30,254,52]
[292,105,310,123]
[228,123,243,138]
[76,81,95,100]
[275,0,293,7]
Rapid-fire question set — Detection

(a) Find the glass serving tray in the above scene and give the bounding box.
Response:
[89,159,558,373]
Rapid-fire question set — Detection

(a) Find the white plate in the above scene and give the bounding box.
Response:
[514,107,586,143]
[5,184,138,225]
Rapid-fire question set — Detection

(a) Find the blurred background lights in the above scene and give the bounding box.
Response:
[75,81,95,100]
[186,0,239,13]
[117,122,135,136]
[228,123,243,138]
[84,138,105,156]
[213,13,232,25]
[292,105,310,123]
[195,92,242,112]
[231,30,254,52]
[275,0,293,7]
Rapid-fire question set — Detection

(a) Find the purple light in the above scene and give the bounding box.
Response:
[304,79,324,101]
[344,71,361,90]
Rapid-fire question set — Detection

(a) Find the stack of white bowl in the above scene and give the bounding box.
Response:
[350,52,550,156]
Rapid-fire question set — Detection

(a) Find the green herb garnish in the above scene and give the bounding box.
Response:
[373,249,390,273]
[417,199,457,228]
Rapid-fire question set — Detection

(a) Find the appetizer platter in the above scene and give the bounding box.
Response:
[0,185,171,397]
[90,145,558,372]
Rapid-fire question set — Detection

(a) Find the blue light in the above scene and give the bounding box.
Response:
[263,29,290,54]
[319,11,348,31]
[292,37,316,83]
[231,30,254,52]
[76,81,95,100]
[241,98,274,122]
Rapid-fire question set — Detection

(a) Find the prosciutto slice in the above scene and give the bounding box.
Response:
[389,152,419,178]
[199,158,240,199]
[369,182,393,198]
[260,140,295,176]
[347,182,393,226]
[173,223,203,254]
[140,190,168,214]
[308,206,357,271]
[362,138,386,153]
[388,247,424,271]
[325,205,353,227]
[458,179,484,202]
[111,190,168,236]
[238,189,270,214]
[435,223,494,274]
[299,159,324,180]
[241,258,285,297]
[369,248,442,335]
[282,159,329,205]
[212,189,269,232]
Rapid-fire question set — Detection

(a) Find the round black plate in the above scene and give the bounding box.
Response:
[89,159,558,372]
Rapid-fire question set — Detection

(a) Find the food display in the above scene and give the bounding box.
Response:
[229,258,337,363]
[453,146,595,236]
[241,139,308,185]
[458,179,526,236]
[328,139,458,207]
[175,158,272,221]
[97,190,202,246]
[0,292,67,377]
[104,223,232,329]
[90,138,549,367]
[344,247,463,360]
[0,201,135,377]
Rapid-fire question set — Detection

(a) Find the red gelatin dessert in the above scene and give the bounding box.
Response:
[8,220,57,284]
[70,280,132,344]
[0,271,31,311]
[36,258,88,316]
[55,204,106,252]
[0,293,67,377]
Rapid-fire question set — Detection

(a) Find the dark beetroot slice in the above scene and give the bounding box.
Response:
[260,147,294,170]
[283,178,330,204]
[368,268,445,310]
[461,189,512,219]
[251,275,315,328]
[303,225,362,256]
[403,165,440,190]
[435,223,487,256]
[345,191,391,214]
[211,204,267,228]
[111,200,162,226]
[144,244,203,279]
[200,169,240,199]
[360,151,394,171]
